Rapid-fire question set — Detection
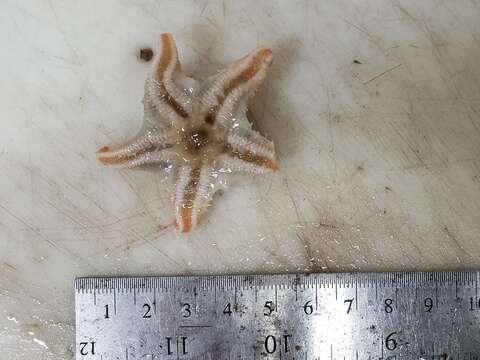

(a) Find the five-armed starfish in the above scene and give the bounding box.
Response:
[97,33,278,232]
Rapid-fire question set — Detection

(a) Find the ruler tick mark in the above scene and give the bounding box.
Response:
[194,287,198,314]
[153,288,157,314]
[234,287,238,312]
[395,283,398,308]
[355,282,358,310]
[455,278,458,300]
[381,334,384,360]
[179,325,212,328]
[176,336,179,360]
[275,285,278,311]
[475,277,478,302]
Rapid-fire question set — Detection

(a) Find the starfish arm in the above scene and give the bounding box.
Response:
[97,128,170,166]
[146,33,195,124]
[143,78,189,126]
[173,165,216,233]
[217,128,278,173]
[98,148,179,169]
[200,47,273,127]
[216,154,274,174]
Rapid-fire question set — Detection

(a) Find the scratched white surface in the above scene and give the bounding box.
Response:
[1,0,480,358]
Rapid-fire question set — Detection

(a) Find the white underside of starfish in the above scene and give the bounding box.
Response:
[97,33,278,233]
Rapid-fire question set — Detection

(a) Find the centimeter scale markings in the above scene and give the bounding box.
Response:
[75,272,480,360]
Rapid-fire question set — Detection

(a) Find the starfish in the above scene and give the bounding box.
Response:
[97,33,278,233]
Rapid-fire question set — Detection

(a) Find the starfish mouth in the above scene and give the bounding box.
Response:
[185,128,210,151]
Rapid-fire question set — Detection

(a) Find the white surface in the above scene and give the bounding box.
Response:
[1,0,480,358]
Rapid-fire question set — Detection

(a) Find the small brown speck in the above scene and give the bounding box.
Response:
[139,48,153,62]
[353,59,362,64]
[385,186,393,192]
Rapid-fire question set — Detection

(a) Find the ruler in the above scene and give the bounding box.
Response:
[75,272,480,359]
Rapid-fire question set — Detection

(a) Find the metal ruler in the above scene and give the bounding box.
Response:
[75,272,480,359]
